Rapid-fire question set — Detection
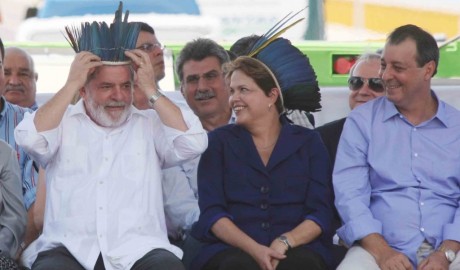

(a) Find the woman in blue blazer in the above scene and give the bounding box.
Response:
[191,56,334,270]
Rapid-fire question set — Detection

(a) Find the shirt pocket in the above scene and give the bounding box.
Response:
[120,145,148,184]
[58,146,88,174]
[55,146,88,190]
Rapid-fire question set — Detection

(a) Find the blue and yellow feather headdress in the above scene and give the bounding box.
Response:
[64,1,140,63]
[247,10,321,113]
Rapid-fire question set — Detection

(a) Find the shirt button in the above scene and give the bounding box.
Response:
[420,227,425,232]
[261,222,270,230]
[99,206,103,210]
[104,157,109,161]
[99,234,103,238]
[99,181,104,184]
[260,203,268,210]
[420,202,424,206]
[413,128,417,131]
[260,186,269,194]
[414,153,418,157]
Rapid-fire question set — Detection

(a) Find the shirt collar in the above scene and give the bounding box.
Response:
[0,97,6,118]
[68,99,87,117]
[229,112,236,124]
[431,91,450,127]
[30,102,39,111]
[382,97,400,122]
[382,90,449,127]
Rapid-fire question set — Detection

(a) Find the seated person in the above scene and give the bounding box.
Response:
[15,6,207,270]
[317,52,383,163]
[316,52,384,268]
[191,47,333,270]
[228,34,319,128]
[3,47,39,110]
[334,24,460,270]
[0,139,27,262]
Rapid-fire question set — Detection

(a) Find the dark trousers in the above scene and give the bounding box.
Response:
[170,230,204,270]
[31,246,185,270]
[202,246,328,270]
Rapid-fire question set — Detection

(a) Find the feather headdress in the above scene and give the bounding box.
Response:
[246,9,321,113]
[64,1,140,63]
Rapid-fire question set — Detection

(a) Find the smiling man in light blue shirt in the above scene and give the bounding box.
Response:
[334,24,460,270]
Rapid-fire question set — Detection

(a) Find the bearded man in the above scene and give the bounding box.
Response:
[14,46,207,270]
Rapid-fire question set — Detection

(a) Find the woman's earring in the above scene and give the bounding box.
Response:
[268,103,272,111]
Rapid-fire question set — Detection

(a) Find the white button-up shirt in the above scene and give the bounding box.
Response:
[15,100,208,270]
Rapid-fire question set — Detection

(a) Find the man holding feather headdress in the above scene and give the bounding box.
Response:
[14,2,207,270]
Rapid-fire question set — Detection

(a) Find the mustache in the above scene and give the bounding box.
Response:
[194,90,215,100]
[104,101,127,107]
[5,85,25,93]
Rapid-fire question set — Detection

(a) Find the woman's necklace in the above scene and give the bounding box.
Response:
[256,140,277,150]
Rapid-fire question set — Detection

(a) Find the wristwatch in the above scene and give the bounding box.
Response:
[438,246,457,263]
[277,235,292,250]
[148,90,165,106]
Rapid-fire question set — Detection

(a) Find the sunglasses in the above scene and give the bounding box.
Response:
[348,76,384,93]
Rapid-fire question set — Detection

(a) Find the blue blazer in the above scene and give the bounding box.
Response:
[191,117,334,270]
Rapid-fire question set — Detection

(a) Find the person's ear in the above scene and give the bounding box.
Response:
[424,60,436,80]
[269,87,280,101]
[79,87,87,100]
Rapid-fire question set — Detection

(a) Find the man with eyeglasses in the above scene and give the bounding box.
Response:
[334,24,460,270]
[315,52,384,269]
[132,22,166,109]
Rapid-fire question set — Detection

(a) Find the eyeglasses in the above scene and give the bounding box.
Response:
[136,42,165,52]
[348,76,384,93]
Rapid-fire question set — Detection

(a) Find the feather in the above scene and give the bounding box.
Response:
[256,38,321,112]
[248,8,307,57]
[249,18,304,57]
[283,84,321,112]
[238,7,322,113]
[64,25,79,53]
[90,22,101,57]
[62,1,140,62]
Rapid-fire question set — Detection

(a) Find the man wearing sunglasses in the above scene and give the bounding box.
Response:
[316,52,383,269]
[317,52,383,165]
[334,24,460,270]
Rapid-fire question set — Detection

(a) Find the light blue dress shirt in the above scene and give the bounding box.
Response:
[1,97,37,209]
[333,94,460,266]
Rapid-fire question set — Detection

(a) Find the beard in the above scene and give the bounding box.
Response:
[85,97,131,128]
